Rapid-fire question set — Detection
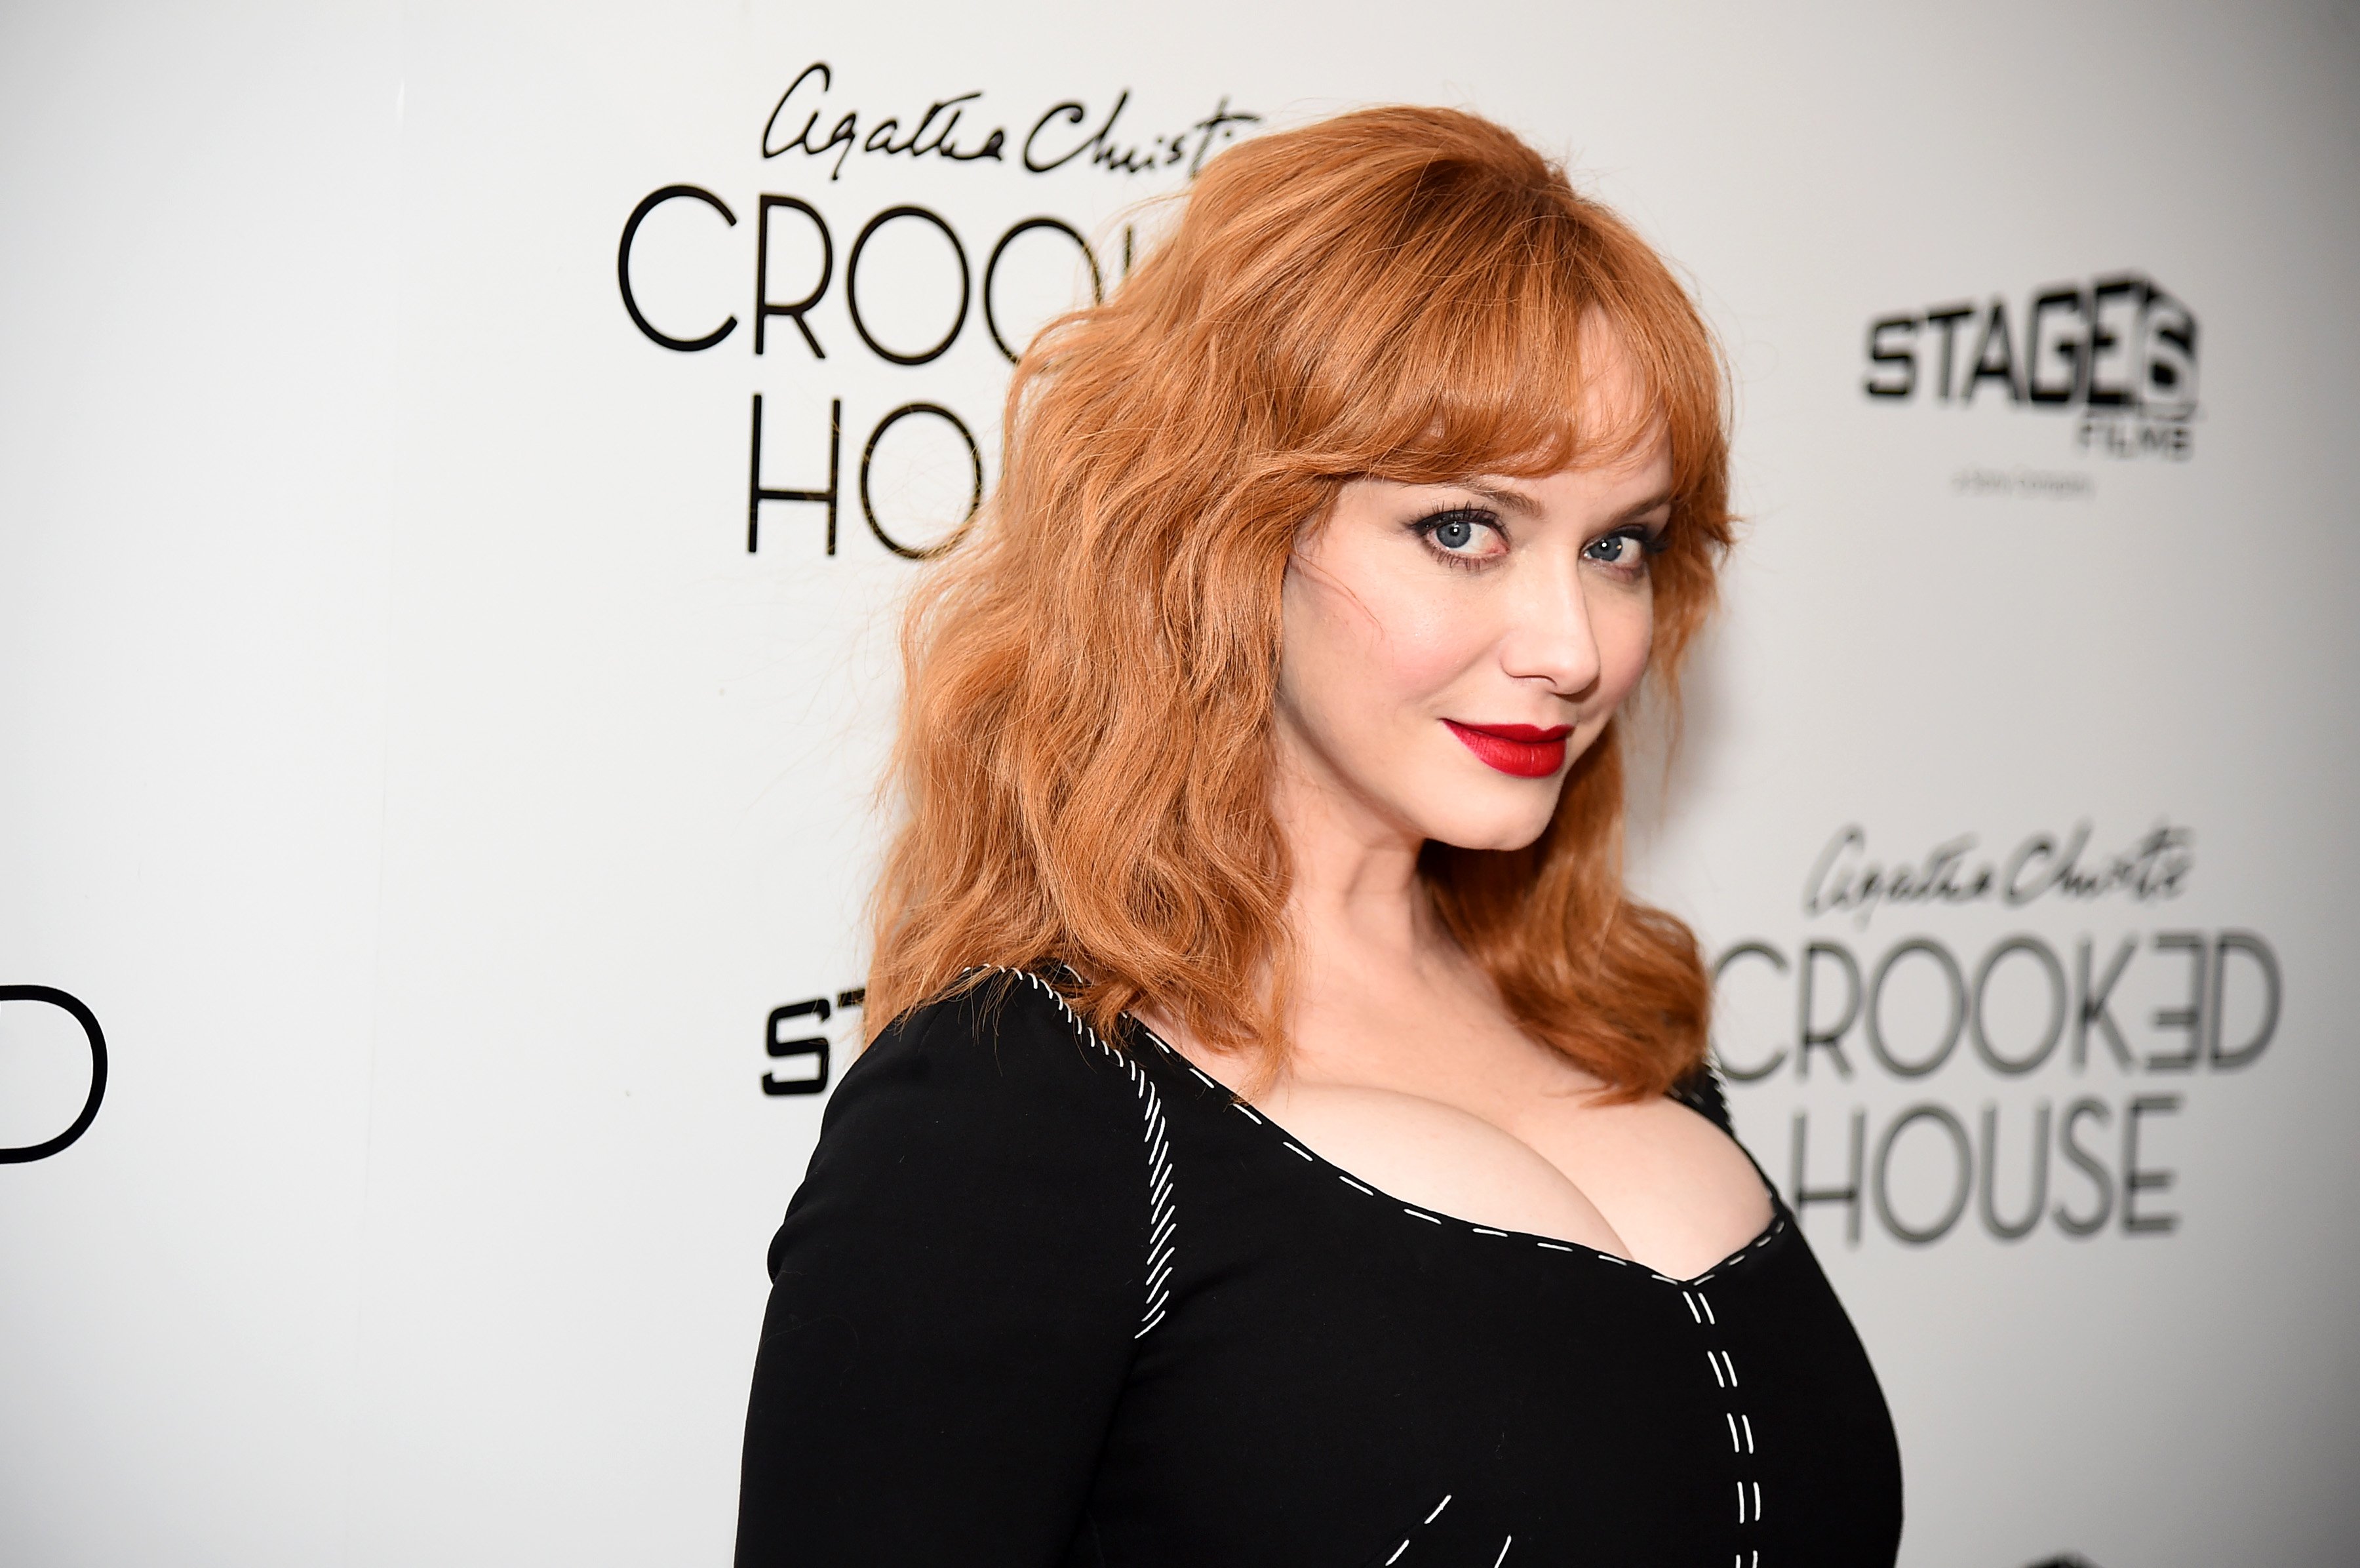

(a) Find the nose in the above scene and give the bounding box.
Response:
[1496,555,1602,699]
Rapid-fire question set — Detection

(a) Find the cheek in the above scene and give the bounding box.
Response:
[1594,591,1657,700]
[1367,590,1491,701]
[1288,570,1486,713]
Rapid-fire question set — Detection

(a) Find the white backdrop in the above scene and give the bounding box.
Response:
[5,2,2357,1564]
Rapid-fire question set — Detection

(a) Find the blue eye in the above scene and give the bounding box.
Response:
[1584,528,1659,568]
[1411,508,1503,565]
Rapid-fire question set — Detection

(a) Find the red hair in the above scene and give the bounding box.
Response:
[864,104,1733,1097]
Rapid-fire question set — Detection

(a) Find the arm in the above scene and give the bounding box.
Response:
[734,979,1149,1566]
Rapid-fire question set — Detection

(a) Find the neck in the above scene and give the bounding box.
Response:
[1269,734,1447,982]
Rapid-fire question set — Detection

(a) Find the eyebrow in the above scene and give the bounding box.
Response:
[1611,492,1678,529]
[1465,481,1676,528]
[1465,481,1544,518]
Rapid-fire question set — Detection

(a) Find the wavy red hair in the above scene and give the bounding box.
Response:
[863,104,1733,1097]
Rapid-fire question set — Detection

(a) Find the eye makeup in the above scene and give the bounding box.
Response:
[1406,506,1508,570]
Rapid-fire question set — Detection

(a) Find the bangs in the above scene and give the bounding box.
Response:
[1262,170,1724,512]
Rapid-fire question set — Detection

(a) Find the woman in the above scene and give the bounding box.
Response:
[736,106,1902,1565]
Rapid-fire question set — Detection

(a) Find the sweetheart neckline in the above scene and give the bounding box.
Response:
[1127,1016,1788,1290]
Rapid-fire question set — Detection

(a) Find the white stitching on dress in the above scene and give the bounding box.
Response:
[1379,1493,1457,1565]
[968,968,1176,1341]
[1008,983,1789,1558]
[1691,1288,1761,1556]
[1123,1006,1784,1294]
[1122,993,1794,1292]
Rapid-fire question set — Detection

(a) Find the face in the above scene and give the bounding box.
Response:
[1274,360,1672,854]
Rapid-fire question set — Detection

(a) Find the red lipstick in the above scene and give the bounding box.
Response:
[1443,720,1574,779]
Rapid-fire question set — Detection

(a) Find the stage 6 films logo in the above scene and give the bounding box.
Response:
[760,987,864,1097]
[1863,273,2198,460]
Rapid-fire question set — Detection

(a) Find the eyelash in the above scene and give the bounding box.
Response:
[1586,526,1671,574]
[1406,508,1670,574]
[1408,507,1505,571]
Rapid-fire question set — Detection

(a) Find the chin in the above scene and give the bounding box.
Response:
[1417,793,1562,854]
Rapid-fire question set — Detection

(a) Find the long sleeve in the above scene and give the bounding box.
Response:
[734,977,1152,1566]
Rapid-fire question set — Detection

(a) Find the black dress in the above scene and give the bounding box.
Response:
[736,968,1903,1566]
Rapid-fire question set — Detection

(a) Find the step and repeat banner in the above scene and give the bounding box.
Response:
[3,2,2355,1565]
